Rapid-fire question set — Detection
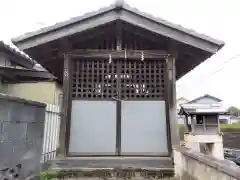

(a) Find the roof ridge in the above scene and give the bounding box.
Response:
[121,3,224,45]
[187,94,222,104]
[12,1,225,47]
[12,3,116,42]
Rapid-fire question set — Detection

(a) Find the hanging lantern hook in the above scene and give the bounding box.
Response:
[109,53,112,64]
[141,51,144,61]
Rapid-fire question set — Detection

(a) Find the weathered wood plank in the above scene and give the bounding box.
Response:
[59,54,72,156]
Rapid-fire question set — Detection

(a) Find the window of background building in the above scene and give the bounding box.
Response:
[196,115,203,125]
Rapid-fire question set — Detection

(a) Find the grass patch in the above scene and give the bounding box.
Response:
[38,170,180,180]
[39,170,60,180]
[220,123,240,129]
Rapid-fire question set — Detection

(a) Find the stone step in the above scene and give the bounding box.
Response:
[48,157,174,179]
[47,168,174,179]
[51,157,173,169]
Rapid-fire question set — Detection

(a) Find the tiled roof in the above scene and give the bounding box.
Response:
[0,41,34,65]
[179,106,229,115]
[187,94,222,104]
[12,0,224,47]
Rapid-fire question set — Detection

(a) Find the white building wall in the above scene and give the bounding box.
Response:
[184,134,224,160]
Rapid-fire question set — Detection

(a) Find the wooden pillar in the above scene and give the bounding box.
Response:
[58,54,72,157]
[184,115,189,133]
[217,114,220,134]
[191,115,196,133]
[203,115,206,133]
[167,56,180,150]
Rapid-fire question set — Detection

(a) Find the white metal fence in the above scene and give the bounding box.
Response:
[41,103,61,163]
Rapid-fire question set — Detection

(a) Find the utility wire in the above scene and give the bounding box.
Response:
[177,52,240,88]
[210,53,240,75]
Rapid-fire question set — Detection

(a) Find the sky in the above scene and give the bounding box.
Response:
[0,0,239,108]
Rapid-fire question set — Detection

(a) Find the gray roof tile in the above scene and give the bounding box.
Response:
[12,0,224,47]
[0,41,33,64]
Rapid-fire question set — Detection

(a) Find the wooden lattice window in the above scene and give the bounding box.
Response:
[119,60,165,100]
[72,59,166,100]
[72,59,117,99]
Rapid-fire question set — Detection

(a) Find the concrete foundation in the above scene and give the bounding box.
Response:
[184,133,224,160]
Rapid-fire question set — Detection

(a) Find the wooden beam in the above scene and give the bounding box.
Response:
[69,49,169,59]
[0,67,55,79]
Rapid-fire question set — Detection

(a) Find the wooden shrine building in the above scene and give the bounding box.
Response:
[12,0,224,169]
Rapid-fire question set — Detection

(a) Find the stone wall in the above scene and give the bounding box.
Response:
[173,146,240,180]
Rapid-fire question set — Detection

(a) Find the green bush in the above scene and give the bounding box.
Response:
[39,170,59,180]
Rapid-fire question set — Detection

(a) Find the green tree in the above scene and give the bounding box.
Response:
[228,106,240,117]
